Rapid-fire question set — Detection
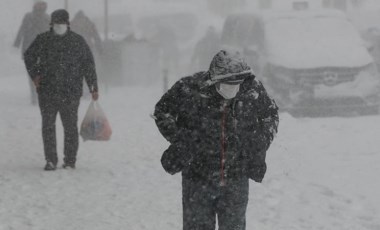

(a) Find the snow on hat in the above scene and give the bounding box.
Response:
[206,50,252,85]
[51,9,69,24]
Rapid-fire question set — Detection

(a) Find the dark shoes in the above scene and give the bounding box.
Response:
[44,161,57,171]
[44,160,76,171]
[62,162,76,169]
[63,157,76,169]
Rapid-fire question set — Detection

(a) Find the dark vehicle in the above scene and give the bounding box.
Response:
[221,10,380,116]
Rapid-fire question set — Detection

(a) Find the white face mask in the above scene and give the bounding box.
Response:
[53,24,68,35]
[216,83,240,99]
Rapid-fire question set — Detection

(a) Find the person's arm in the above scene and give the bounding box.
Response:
[24,34,44,85]
[81,38,99,100]
[154,79,199,174]
[256,81,279,148]
[247,80,279,182]
[154,80,185,143]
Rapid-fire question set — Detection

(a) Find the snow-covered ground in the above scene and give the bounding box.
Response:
[0,57,380,230]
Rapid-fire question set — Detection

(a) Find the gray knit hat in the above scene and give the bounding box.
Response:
[206,50,252,85]
[51,9,69,24]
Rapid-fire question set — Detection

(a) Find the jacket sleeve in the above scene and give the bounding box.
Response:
[81,38,98,93]
[154,79,198,174]
[256,81,279,149]
[154,79,187,143]
[23,34,44,80]
[247,80,279,182]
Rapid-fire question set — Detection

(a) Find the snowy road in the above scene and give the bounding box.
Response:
[0,74,380,230]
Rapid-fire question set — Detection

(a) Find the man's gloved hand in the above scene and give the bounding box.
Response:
[248,163,267,183]
[161,142,193,175]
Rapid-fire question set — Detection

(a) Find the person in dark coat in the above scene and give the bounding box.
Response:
[13,1,50,105]
[70,10,103,55]
[24,9,99,171]
[154,50,279,230]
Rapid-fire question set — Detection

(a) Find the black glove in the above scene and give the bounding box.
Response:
[161,142,193,175]
[248,163,267,183]
[245,147,267,183]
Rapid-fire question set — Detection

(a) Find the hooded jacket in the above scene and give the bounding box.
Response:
[24,29,98,100]
[154,50,279,184]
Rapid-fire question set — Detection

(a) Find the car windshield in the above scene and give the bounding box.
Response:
[263,11,373,69]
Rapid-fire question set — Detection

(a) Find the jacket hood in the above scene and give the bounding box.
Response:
[205,50,253,86]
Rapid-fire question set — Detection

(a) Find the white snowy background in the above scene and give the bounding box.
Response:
[0,0,380,230]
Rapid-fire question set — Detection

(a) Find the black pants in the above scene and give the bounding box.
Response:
[38,94,80,165]
[182,177,249,230]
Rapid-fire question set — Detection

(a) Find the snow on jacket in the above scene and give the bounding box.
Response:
[154,70,279,184]
[24,29,98,100]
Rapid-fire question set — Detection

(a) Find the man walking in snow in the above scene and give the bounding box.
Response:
[24,9,99,171]
[14,1,50,105]
[154,50,279,230]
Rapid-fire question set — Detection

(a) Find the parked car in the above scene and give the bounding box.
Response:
[221,9,380,116]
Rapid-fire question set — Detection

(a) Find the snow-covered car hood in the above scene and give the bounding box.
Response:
[263,10,373,69]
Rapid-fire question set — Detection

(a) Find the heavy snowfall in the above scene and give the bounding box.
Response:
[0,0,380,230]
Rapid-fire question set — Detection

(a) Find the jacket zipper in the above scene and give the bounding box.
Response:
[220,102,228,186]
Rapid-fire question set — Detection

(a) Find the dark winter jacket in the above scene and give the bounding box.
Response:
[24,29,98,100]
[154,72,279,184]
[14,11,50,55]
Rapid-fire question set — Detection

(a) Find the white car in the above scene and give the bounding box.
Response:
[221,9,380,116]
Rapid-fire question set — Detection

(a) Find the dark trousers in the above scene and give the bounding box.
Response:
[38,94,80,165]
[182,178,249,230]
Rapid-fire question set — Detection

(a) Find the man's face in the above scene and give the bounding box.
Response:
[53,24,68,36]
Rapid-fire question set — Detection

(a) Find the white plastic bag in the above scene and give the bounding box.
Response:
[80,101,112,141]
